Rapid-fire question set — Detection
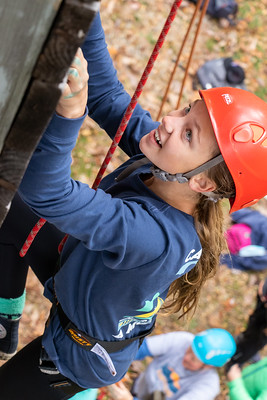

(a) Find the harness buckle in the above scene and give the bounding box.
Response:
[39,346,59,375]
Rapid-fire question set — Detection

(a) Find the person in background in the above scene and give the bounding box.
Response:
[225,277,267,371]
[221,208,267,272]
[107,329,236,400]
[227,358,267,400]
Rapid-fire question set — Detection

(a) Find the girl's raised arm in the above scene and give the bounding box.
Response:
[82,13,158,157]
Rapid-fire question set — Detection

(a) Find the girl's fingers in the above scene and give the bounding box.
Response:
[56,47,88,118]
[66,57,88,95]
[73,56,81,66]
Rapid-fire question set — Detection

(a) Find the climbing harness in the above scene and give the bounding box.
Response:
[39,345,85,395]
[19,0,183,257]
[39,270,155,378]
[55,300,155,354]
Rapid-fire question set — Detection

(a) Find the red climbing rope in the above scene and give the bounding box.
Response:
[19,217,46,257]
[19,0,183,257]
[92,0,182,189]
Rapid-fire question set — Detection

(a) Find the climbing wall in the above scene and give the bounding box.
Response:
[0,0,100,226]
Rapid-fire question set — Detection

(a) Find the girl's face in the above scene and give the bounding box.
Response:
[139,99,220,175]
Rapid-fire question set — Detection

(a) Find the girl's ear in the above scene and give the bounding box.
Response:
[188,173,217,194]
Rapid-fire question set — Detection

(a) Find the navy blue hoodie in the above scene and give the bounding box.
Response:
[19,14,202,388]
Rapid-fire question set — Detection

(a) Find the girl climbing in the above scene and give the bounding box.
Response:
[0,10,267,400]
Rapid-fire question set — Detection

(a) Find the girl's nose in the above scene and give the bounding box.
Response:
[161,115,174,135]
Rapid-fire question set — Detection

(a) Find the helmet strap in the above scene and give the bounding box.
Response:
[115,154,224,188]
[151,154,224,183]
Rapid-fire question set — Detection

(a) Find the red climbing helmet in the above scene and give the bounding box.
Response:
[200,87,267,213]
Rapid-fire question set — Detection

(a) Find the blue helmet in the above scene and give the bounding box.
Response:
[191,328,236,367]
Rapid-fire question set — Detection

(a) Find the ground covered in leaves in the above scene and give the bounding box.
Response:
[2,1,267,398]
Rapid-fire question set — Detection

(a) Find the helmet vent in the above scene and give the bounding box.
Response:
[251,124,264,143]
[233,128,252,143]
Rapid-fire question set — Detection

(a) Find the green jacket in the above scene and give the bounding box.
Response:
[228,358,267,400]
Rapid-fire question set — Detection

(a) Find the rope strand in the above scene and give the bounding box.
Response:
[19,218,46,257]
[156,0,202,120]
[176,0,210,109]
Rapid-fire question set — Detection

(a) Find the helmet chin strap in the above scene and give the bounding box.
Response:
[116,154,224,184]
[151,154,224,183]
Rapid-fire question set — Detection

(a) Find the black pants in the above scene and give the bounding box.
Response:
[0,193,65,294]
[226,294,267,371]
[0,336,85,400]
[0,193,85,399]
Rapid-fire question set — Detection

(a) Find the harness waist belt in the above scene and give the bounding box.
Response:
[56,302,155,353]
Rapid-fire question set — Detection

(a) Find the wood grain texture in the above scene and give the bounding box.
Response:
[0,0,62,152]
[0,0,100,226]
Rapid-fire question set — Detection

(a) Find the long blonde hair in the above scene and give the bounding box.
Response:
[164,161,235,318]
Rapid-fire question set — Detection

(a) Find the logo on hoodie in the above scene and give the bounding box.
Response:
[176,248,202,276]
[113,293,163,339]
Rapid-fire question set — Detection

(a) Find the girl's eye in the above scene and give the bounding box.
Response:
[184,105,191,114]
[185,130,192,142]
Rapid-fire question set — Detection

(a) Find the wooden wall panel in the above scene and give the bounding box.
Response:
[0,0,62,152]
[0,0,100,225]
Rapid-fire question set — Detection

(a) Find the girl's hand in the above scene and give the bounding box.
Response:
[227,364,242,381]
[56,48,89,119]
[107,381,133,400]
